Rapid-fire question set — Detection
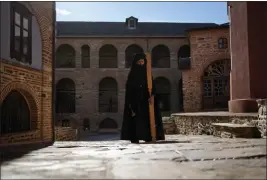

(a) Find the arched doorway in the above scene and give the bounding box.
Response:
[99,44,118,68]
[99,77,118,113]
[203,59,230,110]
[154,77,171,113]
[152,45,170,68]
[1,90,31,134]
[56,44,76,68]
[125,44,144,68]
[99,118,118,131]
[56,78,76,113]
[83,118,90,131]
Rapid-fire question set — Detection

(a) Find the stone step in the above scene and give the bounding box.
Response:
[212,123,262,138]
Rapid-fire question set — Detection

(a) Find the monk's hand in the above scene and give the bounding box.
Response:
[148,96,154,105]
[131,111,136,117]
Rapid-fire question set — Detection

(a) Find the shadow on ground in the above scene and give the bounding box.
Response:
[139,140,191,144]
[0,142,52,164]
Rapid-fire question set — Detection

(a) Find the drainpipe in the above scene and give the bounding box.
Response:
[51,1,56,143]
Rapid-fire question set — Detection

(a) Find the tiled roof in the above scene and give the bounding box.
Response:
[56,21,218,37]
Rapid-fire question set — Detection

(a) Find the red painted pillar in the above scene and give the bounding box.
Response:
[228,2,267,113]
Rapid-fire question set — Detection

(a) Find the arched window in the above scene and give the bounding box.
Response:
[218,38,228,49]
[56,44,76,68]
[203,59,230,110]
[125,44,144,68]
[99,77,118,113]
[152,45,170,68]
[10,2,32,64]
[178,45,191,69]
[1,90,30,134]
[99,44,118,68]
[81,45,90,68]
[99,118,118,129]
[56,78,76,113]
[154,77,171,111]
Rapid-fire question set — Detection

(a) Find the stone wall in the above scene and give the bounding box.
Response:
[171,113,257,135]
[55,127,78,141]
[55,37,188,131]
[182,27,230,112]
[0,2,54,146]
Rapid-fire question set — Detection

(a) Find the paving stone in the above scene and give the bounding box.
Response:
[1,135,266,179]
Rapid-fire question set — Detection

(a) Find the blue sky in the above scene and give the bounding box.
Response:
[56,2,228,24]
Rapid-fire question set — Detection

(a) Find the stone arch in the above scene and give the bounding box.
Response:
[99,118,118,129]
[99,44,118,68]
[154,77,171,111]
[56,44,76,68]
[83,118,90,130]
[99,77,118,113]
[0,89,38,135]
[125,44,144,68]
[152,45,170,68]
[202,59,231,110]
[81,45,90,68]
[56,78,76,113]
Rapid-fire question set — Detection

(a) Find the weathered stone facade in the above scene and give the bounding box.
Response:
[55,37,188,131]
[182,26,230,112]
[0,2,54,146]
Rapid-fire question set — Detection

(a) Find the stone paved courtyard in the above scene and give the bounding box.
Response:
[1,134,266,179]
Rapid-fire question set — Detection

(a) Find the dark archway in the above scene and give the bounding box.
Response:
[56,78,76,113]
[99,77,118,113]
[99,118,118,129]
[56,44,76,68]
[178,45,190,58]
[154,77,171,111]
[0,90,30,135]
[203,59,231,110]
[99,44,118,68]
[83,118,90,130]
[152,45,170,68]
[125,44,144,68]
[81,45,90,68]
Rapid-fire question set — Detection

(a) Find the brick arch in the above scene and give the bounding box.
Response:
[99,118,118,129]
[99,44,118,68]
[154,77,171,111]
[28,2,53,56]
[56,44,76,68]
[152,44,170,68]
[98,77,118,113]
[0,82,39,129]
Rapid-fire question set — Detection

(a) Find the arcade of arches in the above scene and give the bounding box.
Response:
[56,43,178,69]
[55,40,186,131]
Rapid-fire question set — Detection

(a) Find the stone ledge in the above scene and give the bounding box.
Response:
[170,112,258,136]
[212,123,262,138]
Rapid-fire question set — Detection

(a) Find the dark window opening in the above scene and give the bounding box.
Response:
[218,38,228,49]
[10,2,32,64]
[1,90,31,135]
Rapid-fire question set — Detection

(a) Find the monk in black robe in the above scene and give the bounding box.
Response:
[120,53,165,143]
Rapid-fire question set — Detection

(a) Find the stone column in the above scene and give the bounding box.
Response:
[170,51,178,69]
[75,46,82,69]
[118,51,126,69]
[90,47,99,68]
[228,2,267,113]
